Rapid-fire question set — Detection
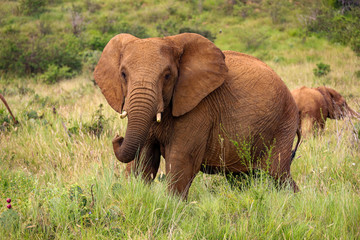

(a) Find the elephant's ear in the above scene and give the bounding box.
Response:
[317,86,339,119]
[166,33,228,117]
[94,34,138,113]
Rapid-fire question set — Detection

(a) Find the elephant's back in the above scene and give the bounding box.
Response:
[222,50,290,99]
[291,86,326,118]
[221,50,295,124]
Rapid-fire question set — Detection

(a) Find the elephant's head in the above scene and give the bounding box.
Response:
[94,33,228,163]
[316,86,360,120]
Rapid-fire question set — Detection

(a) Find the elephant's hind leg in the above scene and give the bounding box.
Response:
[266,133,299,193]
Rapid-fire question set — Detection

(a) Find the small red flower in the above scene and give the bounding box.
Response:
[6,198,11,203]
[7,204,11,209]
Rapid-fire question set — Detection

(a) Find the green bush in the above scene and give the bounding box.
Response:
[69,104,111,137]
[85,30,111,51]
[39,64,74,84]
[0,108,11,132]
[156,19,179,37]
[264,0,292,24]
[19,0,47,15]
[118,22,149,38]
[313,62,331,77]
[233,3,255,19]
[83,104,110,137]
[0,33,82,76]
[82,50,102,73]
[88,16,149,38]
[236,28,269,52]
[307,5,360,55]
[355,70,360,79]
[0,32,28,75]
[350,27,360,56]
[179,27,216,42]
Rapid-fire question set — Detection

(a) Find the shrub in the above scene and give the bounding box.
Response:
[69,104,111,137]
[233,3,255,19]
[69,4,84,36]
[83,104,110,137]
[236,28,269,52]
[47,34,82,73]
[89,16,149,38]
[264,0,292,24]
[0,32,82,76]
[0,108,11,132]
[19,0,46,15]
[350,28,360,56]
[25,110,40,120]
[313,62,331,77]
[306,4,360,55]
[119,22,149,38]
[83,0,101,13]
[39,64,74,84]
[355,70,360,79]
[330,0,360,11]
[179,27,216,42]
[0,32,28,75]
[82,50,102,73]
[85,30,111,51]
[156,19,179,37]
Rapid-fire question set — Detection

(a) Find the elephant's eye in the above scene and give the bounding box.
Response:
[121,71,127,81]
[164,73,171,80]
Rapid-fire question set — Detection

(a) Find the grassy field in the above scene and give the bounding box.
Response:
[1,0,360,239]
[1,44,359,239]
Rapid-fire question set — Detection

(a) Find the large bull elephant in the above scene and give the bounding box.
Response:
[94,33,300,199]
[292,86,360,134]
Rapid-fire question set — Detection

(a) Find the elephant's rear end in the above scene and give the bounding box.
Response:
[208,51,300,191]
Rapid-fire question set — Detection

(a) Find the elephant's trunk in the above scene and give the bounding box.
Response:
[113,86,157,163]
[347,106,360,120]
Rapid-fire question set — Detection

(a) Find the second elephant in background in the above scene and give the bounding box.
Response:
[291,86,360,134]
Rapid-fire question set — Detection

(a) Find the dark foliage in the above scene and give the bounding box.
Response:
[307,3,360,55]
[179,27,216,42]
[313,62,331,77]
[0,33,82,76]
[19,0,47,15]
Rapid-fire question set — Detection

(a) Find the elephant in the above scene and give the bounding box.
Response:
[291,86,360,134]
[94,33,301,199]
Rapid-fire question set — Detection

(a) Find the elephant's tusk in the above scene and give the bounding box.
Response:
[120,111,128,119]
[156,113,161,123]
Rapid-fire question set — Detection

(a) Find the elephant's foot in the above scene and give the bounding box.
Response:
[272,172,299,193]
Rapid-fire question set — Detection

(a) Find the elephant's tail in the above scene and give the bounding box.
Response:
[291,128,301,162]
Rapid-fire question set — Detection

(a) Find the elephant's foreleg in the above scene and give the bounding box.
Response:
[125,139,161,183]
[166,158,197,199]
[165,146,205,199]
